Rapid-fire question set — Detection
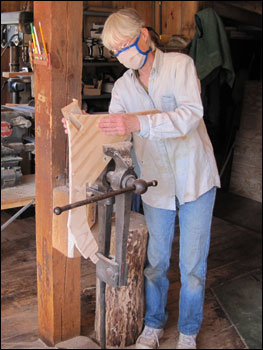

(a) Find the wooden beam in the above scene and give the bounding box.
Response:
[211,1,262,27]
[2,72,33,78]
[154,1,161,35]
[225,1,262,15]
[34,1,83,346]
[161,1,182,35]
[181,1,200,40]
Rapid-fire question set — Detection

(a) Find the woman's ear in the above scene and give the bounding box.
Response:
[141,27,149,41]
[140,27,151,50]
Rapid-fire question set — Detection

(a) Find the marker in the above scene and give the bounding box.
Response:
[30,23,37,59]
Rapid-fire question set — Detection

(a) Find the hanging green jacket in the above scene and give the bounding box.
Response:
[189,7,235,88]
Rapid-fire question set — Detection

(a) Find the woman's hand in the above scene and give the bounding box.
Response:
[61,110,88,134]
[61,117,68,134]
[98,113,140,135]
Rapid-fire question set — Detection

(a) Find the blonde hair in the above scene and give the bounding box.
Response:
[101,8,156,51]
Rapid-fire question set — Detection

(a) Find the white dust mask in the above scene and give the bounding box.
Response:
[115,33,151,70]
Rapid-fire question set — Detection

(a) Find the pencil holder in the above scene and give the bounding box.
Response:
[33,53,51,67]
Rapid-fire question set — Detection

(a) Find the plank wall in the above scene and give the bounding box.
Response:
[84,1,201,39]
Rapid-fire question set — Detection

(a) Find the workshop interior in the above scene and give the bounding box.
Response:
[1,1,262,350]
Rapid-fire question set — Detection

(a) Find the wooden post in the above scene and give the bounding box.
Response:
[95,212,148,348]
[34,2,83,346]
[181,1,200,40]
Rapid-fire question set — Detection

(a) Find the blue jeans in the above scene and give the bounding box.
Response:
[143,187,217,335]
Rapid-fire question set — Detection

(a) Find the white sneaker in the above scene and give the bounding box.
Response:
[135,325,164,349]
[176,332,197,349]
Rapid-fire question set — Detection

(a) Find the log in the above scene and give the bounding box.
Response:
[95,211,148,348]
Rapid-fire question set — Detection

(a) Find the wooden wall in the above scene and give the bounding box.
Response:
[156,1,201,39]
[84,1,201,39]
[229,81,262,202]
[84,1,155,27]
[1,1,33,12]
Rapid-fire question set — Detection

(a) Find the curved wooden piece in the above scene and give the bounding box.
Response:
[62,100,126,262]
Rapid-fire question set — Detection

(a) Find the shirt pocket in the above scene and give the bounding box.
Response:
[161,95,177,112]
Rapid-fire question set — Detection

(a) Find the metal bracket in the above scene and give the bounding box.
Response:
[96,253,121,288]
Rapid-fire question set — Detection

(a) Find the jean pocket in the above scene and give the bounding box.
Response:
[161,95,176,112]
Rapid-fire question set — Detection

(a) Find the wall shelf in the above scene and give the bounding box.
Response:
[83,61,120,67]
[82,93,111,100]
[83,10,113,17]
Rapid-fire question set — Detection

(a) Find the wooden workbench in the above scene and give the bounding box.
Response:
[1,174,35,210]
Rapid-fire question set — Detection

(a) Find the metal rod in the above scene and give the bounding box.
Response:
[1,199,35,232]
[97,198,113,349]
[54,180,157,215]
[99,280,106,349]
[54,187,135,214]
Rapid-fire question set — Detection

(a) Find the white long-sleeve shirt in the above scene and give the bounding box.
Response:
[109,48,221,210]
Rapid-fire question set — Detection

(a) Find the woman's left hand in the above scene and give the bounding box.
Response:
[98,113,140,135]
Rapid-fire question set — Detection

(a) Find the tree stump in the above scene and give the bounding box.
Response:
[95,211,148,348]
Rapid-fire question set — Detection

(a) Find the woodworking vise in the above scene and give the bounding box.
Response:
[54,141,157,348]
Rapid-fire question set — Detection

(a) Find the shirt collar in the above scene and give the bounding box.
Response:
[151,48,163,75]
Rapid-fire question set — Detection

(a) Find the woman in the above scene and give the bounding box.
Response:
[65,7,221,350]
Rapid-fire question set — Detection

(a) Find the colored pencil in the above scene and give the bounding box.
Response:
[39,22,48,63]
[30,23,37,58]
[33,25,41,57]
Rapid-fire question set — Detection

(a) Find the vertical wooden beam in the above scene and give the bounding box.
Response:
[181,1,200,40]
[161,1,182,35]
[154,1,161,35]
[129,1,155,27]
[34,1,83,346]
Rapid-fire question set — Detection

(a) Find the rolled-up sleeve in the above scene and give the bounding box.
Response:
[137,56,203,140]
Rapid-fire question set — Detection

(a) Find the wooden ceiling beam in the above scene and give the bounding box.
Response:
[211,1,262,27]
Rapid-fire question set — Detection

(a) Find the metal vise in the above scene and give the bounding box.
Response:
[54,140,157,288]
[54,141,157,349]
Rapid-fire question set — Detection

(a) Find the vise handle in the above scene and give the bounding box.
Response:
[53,179,158,215]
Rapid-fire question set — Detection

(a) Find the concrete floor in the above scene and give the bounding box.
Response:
[212,270,262,349]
